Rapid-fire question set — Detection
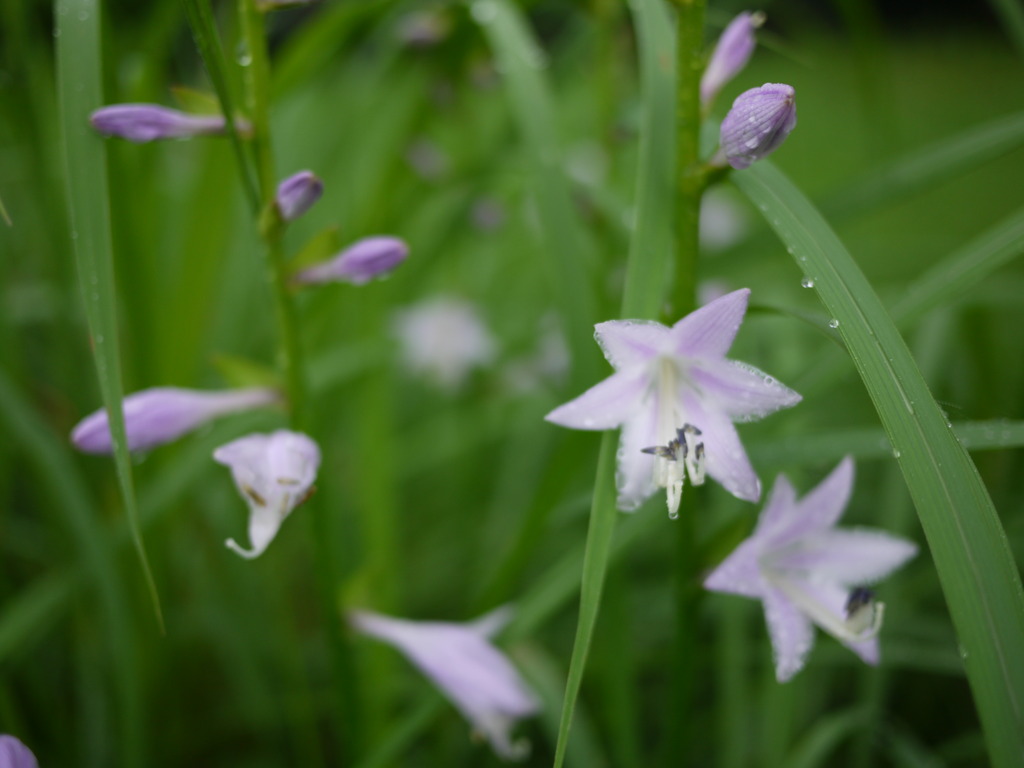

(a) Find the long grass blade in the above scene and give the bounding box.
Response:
[56,0,163,632]
[734,161,1024,768]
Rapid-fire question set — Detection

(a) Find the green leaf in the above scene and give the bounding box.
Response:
[56,0,163,632]
[210,353,283,390]
[169,85,222,115]
[734,161,1024,768]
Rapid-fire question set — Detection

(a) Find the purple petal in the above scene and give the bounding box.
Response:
[544,368,646,431]
[614,401,661,511]
[683,394,761,502]
[71,387,277,454]
[90,104,228,143]
[700,11,763,106]
[773,529,918,586]
[703,537,767,598]
[669,288,750,360]
[593,319,668,370]
[350,610,540,760]
[752,474,800,541]
[296,236,409,285]
[0,735,38,768]
[691,359,801,422]
[762,584,815,682]
[720,83,797,170]
[276,171,323,221]
[793,456,855,534]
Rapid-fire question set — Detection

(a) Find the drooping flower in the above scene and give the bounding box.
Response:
[90,104,243,143]
[704,457,918,681]
[392,296,496,391]
[213,430,320,559]
[700,11,765,107]
[350,607,540,760]
[0,735,38,768]
[545,289,800,515]
[294,236,409,286]
[719,83,797,170]
[71,387,278,454]
[275,171,323,222]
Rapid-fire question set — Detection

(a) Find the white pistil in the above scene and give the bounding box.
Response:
[767,572,885,643]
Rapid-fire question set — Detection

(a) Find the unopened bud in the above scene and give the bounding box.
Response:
[275,171,323,221]
[701,11,765,107]
[90,104,241,143]
[719,83,796,169]
[294,236,409,285]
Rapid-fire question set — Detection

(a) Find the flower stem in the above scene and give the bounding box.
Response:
[237,1,362,760]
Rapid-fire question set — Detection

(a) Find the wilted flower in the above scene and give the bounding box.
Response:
[90,104,242,143]
[350,607,540,760]
[719,83,797,170]
[393,296,496,391]
[704,457,918,681]
[294,236,409,285]
[71,387,278,454]
[0,735,38,768]
[214,430,320,559]
[545,289,800,515]
[700,11,765,107]
[275,171,323,222]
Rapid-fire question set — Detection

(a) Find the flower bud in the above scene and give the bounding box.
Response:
[71,387,278,454]
[90,104,239,143]
[275,171,323,221]
[700,11,765,107]
[294,236,409,285]
[719,83,796,170]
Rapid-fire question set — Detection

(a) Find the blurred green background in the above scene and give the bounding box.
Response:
[1,0,1023,765]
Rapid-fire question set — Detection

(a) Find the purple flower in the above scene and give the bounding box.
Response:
[294,236,409,286]
[545,289,800,515]
[214,430,320,559]
[350,607,540,760]
[704,457,918,681]
[719,83,797,170]
[90,104,239,143]
[275,171,323,222]
[700,11,765,107]
[0,735,38,768]
[71,387,278,454]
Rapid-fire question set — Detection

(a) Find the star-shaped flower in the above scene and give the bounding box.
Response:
[545,289,800,515]
[213,430,320,559]
[349,607,540,760]
[704,457,918,681]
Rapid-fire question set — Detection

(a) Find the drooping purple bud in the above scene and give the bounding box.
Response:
[71,387,278,454]
[294,236,409,285]
[275,171,323,221]
[719,83,797,170]
[89,104,241,144]
[0,735,38,768]
[700,11,765,107]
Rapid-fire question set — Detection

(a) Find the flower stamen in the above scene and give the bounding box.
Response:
[768,573,885,643]
[642,423,707,519]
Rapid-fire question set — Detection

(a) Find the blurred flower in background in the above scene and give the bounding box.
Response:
[0,735,38,768]
[71,387,278,454]
[392,296,497,391]
[701,10,765,107]
[214,430,320,559]
[275,170,323,222]
[294,236,409,286]
[699,189,750,252]
[704,457,918,681]
[350,607,540,760]
[90,104,244,143]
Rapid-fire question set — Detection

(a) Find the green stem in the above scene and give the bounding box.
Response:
[238,0,362,760]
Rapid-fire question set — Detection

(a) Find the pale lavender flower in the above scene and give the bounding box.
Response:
[545,289,800,515]
[350,607,540,760]
[71,387,278,454]
[700,11,765,107]
[294,236,409,285]
[704,457,918,682]
[214,430,320,559]
[0,735,38,768]
[719,83,797,170]
[275,171,323,222]
[393,296,496,391]
[90,104,238,143]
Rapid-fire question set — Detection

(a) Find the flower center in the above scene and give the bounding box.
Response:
[765,571,885,644]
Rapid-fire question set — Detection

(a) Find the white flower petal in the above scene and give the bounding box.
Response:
[545,368,646,430]
[773,529,918,586]
[762,584,815,682]
[683,394,761,502]
[593,319,669,370]
[614,402,660,510]
[691,359,801,422]
[668,288,750,360]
